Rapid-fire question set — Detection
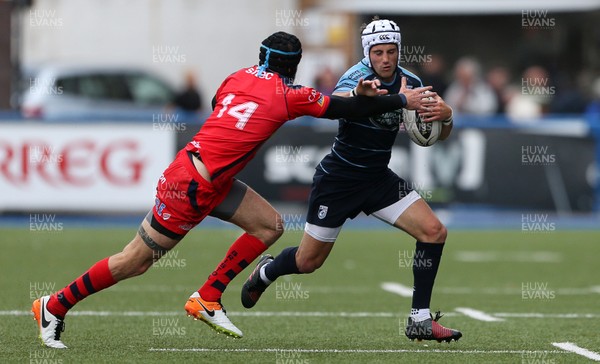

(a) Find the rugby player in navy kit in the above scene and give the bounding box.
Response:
[242,18,462,342]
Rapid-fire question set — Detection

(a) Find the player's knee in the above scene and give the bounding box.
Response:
[270,221,285,242]
[111,247,156,279]
[109,257,142,280]
[254,215,284,246]
[420,220,447,243]
[441,225,448,242]
[133,258,154,276]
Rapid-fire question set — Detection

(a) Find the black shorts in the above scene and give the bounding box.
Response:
[306,168,414,228]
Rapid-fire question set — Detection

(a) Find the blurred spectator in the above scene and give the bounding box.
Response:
[486,65,512,114]
[313,67,338,95]
[549,71,587,114]
[506,65,552,122]
[419,54,448,97]
[444,57,497,115]
[172,70,203,112]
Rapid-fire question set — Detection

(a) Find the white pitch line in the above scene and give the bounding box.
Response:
[437,286,600,295]
[149,348,569,355]
[496,313,600,319]
[454,251,562,263]
[381,282,413,297]
[229,311,398,318]
[1,310,180,317]
[455,307,504,322]
[552,342,600,361]
[3,310,599,319]
[0,310,399,318]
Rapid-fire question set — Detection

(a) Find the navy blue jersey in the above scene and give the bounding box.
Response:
[318,58,423,179]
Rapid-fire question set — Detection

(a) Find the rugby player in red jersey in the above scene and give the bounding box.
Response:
[32,31,437,348]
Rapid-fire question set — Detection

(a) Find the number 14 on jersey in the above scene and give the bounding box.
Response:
[216,93,258,130]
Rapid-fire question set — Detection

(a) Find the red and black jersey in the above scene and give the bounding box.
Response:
[185,66,330,187]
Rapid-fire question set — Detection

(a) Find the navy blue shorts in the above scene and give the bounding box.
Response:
[305,168,414,228]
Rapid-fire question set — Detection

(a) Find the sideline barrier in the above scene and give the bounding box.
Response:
[0,114,597,213]
[0,123,174,212]
[232,120,596,212]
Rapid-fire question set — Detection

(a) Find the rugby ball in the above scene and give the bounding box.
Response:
[401,109,442,147]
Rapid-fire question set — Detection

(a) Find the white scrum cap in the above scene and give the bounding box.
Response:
[361,19,402,67]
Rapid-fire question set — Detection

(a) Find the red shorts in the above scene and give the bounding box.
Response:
[151,149,234,238]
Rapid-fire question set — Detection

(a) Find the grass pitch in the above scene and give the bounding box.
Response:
[1,227,599,363]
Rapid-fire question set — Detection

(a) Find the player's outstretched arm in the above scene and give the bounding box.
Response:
[324,77,436,119]
[335,78,389,97]
[322,92,435,120]
[322,94,405,119]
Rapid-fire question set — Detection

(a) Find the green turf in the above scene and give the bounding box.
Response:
[1,227,599,363]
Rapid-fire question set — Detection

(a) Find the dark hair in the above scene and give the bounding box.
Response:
[259,31,302,79]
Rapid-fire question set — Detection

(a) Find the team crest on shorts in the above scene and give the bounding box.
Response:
[318,205,328,219]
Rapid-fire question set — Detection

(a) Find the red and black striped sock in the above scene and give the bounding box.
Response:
[46,257,117,318]
[199,233,268,301]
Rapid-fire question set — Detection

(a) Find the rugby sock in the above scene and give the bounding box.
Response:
[46,257,116,318]
[263,246,300,282]
[199,233,268,301]
[411,241,444,320]
[411,308,431,322]
[259,265,272,285]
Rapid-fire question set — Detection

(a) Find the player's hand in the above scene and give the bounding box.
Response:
[356,78,389,96]
[419,95,453,122]
[399,77,437,112]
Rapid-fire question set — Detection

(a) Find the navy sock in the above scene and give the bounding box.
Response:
[264,247,300,282]
[411,242,444,309]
